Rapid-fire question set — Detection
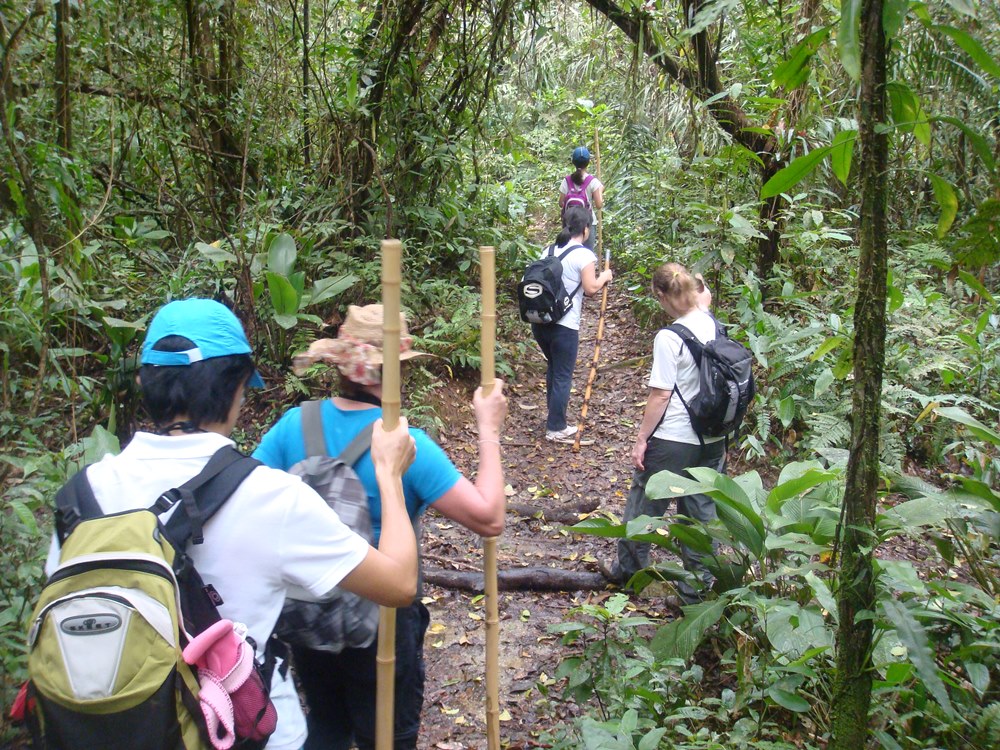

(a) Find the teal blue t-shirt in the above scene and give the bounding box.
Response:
[253,400,461,542]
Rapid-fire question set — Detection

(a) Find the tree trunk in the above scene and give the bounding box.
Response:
[302,0,310,167]
[829,0,889,746]
[54,0,71,153]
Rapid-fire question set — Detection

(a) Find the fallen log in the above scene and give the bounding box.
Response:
[423,566,609,593]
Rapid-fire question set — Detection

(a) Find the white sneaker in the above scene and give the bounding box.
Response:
[545,426,594,445]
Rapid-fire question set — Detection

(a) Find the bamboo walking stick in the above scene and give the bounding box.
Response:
[479,245,501,750]
[375,238,402,750]
[574,127,609,452]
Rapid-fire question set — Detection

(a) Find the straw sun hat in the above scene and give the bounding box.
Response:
[293,304,428,386]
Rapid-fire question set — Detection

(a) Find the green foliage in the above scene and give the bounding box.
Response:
[0,427,120,734]
[565,440,1000,747]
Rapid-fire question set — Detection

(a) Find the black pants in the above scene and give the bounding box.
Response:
[295,602,430,750]
[616,437,727,602]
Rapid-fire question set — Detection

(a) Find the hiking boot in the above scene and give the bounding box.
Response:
[545,425,595,446]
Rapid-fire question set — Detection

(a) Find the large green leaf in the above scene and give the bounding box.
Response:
[933,25,1000,79]
[928,174,958,238]
[266,271,300,318]
[882,600,954,717]
[714,494,766,558]
[773,27,831,89]
[195,241,236,264]
[935,406,1000,446]
[887,82,931,146]
[267,233,297,277]
[650,599,726,661]
[760,146,833,199]
[307,274,359,307]
[767,468,839,513]
[829,130,856,185]
[567,517,630,538]
[882,0,909,39]
[646,469,706,501]
[838,0,862,81]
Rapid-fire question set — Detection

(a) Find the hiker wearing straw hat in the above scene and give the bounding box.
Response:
[254,303,508,750]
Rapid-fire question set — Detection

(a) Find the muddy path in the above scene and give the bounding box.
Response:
[416,288,666,748]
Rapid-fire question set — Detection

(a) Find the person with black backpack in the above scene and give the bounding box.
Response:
[253,304,508,750]
[599,263,753,604]
[558,146,604,250]
[526,205,612,444]
[27,299,420,750]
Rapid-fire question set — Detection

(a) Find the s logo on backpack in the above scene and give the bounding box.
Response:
[517,244,585,325]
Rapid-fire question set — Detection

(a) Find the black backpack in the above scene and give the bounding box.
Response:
[666,318,755,442]
[517,243,585,325]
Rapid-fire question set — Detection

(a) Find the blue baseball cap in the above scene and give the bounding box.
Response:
[141,299,264,387]
[572,146,591,166]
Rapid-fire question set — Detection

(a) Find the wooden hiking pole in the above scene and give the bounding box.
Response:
[574,126,609,452]
[375,238,402,750]
[479,245,501,750]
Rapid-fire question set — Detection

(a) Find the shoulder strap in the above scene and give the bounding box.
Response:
[55,467,102,545]
[161,447,262,547]
[546,243,557,258]
[665,323,704,366]
[301,400,328,457]
[565,174,575,190]
[556,243,585,261]
[337,422,375,467]
[581,173,595,191]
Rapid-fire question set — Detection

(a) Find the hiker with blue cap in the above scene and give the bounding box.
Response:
[39,298,420,750]
[559,145,604,250]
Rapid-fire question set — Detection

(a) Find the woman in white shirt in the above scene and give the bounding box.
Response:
[601,263,726,603]
[531,205,612,443]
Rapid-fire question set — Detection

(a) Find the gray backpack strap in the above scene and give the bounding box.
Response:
[302,400,375,465]
[338,422,375,467]
[301,400,328,458]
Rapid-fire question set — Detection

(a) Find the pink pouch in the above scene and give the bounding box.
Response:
[183,620,278,749]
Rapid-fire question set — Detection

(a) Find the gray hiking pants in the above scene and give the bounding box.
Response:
[616,437,727,603]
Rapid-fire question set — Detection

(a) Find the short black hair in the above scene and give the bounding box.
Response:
[139,335,255,428]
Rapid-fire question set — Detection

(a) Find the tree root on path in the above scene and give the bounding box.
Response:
[423,565,610,592]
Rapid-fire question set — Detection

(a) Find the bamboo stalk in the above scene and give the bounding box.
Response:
[479,245,501,750]
[574,126,608,452]
[375,238,402,750]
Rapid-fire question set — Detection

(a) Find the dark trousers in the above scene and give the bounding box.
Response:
[617,437,727,602]
[295,601,430,750]
[531,323,579,432]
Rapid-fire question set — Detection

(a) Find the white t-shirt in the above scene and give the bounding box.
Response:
[559,174,604,223]
[45,431,370,750]
[539,242,597,331]
[649,309,726,445]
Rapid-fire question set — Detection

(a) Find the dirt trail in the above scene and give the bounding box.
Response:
[417,290,666,748]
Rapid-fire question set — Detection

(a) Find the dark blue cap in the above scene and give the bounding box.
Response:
[572,146,591,166]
